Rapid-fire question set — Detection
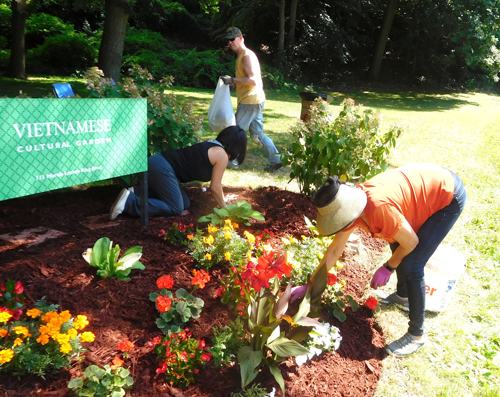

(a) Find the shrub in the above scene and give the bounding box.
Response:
[283,98,404,195]
[85,65,203,155]
[209,317,248,368]
[25,13,74,48]
[27,33,97,76]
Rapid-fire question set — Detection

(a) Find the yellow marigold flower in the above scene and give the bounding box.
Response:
[0,329,8,338]
[341,279,346,286]
[37,334,50,345]
[224,219,232,226]
[13,338,23,347]
[0,312,13,322]
[67,328,78,339]
[60,343,72,354]
[26,308,42,318]
[60,310,72,323]
[80,331,96,343]
[225,252,231,260]
[224,231,231,240]
[13,326,30,337]
[244,231,255,244]
[289,236,299,244]
[281,237,291,246]
[203,235,214,246]
[73,315,89,330]
[208,225,218,234]
[0,349,14,364]
[56,333,70,344]
[336,260,344,269]
[233,223,239,229]
[247,252,252,261]
[205,253,212,260]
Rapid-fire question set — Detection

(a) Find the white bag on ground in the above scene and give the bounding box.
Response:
[208,78,236,132]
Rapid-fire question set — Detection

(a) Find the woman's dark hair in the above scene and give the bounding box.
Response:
[314,176,344,207]
[216,125,248,164]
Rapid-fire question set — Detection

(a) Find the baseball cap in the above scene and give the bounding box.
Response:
[224,27,243,40]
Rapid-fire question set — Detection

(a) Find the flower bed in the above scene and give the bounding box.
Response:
[0,185,386,396]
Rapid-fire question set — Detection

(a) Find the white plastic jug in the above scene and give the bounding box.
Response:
[424,245,466,312]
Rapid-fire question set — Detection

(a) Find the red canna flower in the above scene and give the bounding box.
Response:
[157,275,174,289]
[365,296,378,310]
[327,273,338,286]
[257,250,292,280]
[155,296,172,312]
[192,269,211,289]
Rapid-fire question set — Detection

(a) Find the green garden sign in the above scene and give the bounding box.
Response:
[0,98,148,222]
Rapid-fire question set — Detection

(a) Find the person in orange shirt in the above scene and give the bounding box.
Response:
[293,164,466,357]
[220,27,282,172]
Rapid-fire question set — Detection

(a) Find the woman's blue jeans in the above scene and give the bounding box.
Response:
[124,153,190,217]
[390,171,466,337]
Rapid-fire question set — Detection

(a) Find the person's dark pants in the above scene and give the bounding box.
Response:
[390,171,466,337]
[124,153,190,217]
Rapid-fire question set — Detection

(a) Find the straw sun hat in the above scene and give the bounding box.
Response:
[315,182,367,236]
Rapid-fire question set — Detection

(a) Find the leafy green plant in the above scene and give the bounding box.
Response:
[68,363,134,396]
[159,221,195,246]
[283,98,404,195]
[0,289,95,377]
[85,65,203,155]
[189,221,250,269]
[209,317,248,368]
[82,237,145,280]
[152,329,212,388]
[0,280,26,321]
[149,271,209,334]
[198,200,265,226]
[230,383,273,397]
[295,321,342,366]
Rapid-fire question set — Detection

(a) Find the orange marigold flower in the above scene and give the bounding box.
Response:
[37,334,50,345]
[192,269,211,289]
[365,296,378,310]
[117,340,135,352]
[0,329,8,338]
[327,273,338,286]
[13,338,23,347]
[60,342,72,354]
[111,356,124,371]
[26,308,42,318]
[80,331,96,343]
[187,234,194,240]
[157,275,174,289]
[73,315,89,330]
[155,296,172,313]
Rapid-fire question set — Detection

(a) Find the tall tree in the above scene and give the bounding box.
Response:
[9,0,27,79]
[277,0,285,57]
[288,0,298,50]
[368,0,398,82]
[98,0,132,81]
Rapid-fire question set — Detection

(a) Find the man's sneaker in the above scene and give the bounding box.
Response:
[265,162,283,172]
[109,188,130,220]
[374,290,410,312]
[385,332,426,357]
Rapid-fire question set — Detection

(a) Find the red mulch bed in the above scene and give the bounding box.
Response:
[0,185,388,396]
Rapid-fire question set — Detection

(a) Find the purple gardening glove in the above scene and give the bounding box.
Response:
[290,284,308,303]
[370,262,394,289]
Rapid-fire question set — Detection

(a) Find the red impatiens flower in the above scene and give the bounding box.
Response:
[155,295,173,312]
[192,269,211,289]
[117,340,135,352]
[157,275,174,289]
[327,273,338,286]
[365,296,379,310]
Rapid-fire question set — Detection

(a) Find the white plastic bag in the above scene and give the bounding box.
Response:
[207,78,236,133]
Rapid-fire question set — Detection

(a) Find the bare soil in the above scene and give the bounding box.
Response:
[0,185,388,396]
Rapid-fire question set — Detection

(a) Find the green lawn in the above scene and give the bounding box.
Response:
[2,76,499,396]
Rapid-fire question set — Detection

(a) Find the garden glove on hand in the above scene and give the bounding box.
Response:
[370,262,394,289]
[290,284,308,303]
[220,75,234,85]
[224,193,238,203]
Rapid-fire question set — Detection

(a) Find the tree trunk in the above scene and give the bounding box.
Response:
[98,0,131,82]
[288,0,298,50]
[9,0,27,79]
[368,0,398,82]
[278,0,286,55]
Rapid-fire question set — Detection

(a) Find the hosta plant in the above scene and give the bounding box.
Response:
[149,271,209,334]
[82,237,145,280]
[198,200,265,226]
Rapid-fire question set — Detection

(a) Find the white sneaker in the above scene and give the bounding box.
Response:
[109,188,130,220]
[385,332,426,357]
